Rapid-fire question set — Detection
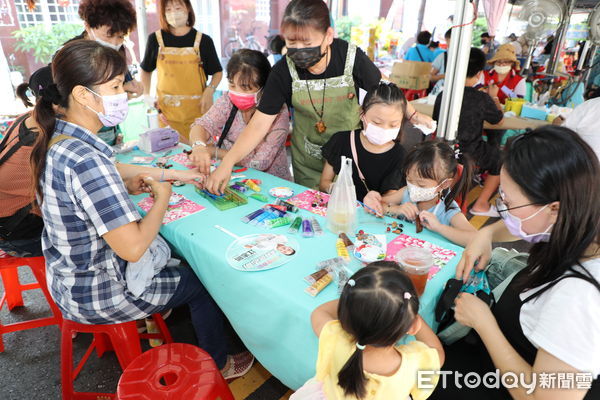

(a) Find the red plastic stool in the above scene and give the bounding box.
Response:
[116,343,234,400]
[61,313,173,400]
[403,89,427,101]
[0,253,62,352]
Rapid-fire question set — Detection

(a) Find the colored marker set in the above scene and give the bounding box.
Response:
[241,205,290,228]
[287,216,323,238]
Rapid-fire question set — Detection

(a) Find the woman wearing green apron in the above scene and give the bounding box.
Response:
[206,0,430,192]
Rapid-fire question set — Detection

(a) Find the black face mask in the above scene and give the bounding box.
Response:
[287,40,326,69]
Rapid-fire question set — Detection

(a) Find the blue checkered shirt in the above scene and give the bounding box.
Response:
[41,120,179,324]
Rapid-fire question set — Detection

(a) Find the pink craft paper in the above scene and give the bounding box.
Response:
[170,153,196,169]
[386,234,457,281]
[138,194,205,224]
[0,249,9,258]
[287,189,330,217]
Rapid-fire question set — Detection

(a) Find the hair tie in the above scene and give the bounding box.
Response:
[356,343,366,350]
[452,143,461,160]
[40,84,62,105]
[404,292,412,300]
[380,78,391,85]
[347,279,356,287]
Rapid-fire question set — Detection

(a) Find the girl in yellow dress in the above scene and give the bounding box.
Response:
[293,262,444,400]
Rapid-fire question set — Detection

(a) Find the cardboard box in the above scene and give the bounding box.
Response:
[389,61,432,90]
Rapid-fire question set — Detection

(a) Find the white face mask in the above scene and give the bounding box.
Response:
[362,122,398,146]
[407,179,448,202]
[90,30,122,51]
[166,10,188,28]
[494,65,512,75]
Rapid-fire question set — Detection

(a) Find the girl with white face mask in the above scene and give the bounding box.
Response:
[379,141,476,247]
[319,82,408,202]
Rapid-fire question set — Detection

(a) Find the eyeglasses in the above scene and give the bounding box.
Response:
[495,187,537,219]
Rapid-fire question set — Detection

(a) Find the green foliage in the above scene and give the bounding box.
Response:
[472,17,489,47]
[12,23,83,64]
[336,16,362,42]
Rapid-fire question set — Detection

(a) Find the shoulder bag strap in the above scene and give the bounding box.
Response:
[47,134,75,149]
[415,46,425,62]
[0,114,32,168]
[349,130,369,192]
[217,105,238,148]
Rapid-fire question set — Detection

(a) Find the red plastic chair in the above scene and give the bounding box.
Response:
[116,343,234,400]
[403,89,427,101]
[0,253,62,352]
[61,313,173,400]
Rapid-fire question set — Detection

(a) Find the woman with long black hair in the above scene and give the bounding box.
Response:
[31,40,252,379]
[431,126,599,399]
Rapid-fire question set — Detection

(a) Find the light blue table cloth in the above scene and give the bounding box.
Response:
[118,148,463,390]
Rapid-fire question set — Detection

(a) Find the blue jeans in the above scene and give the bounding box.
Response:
[155,265,228,368]
[0,237,43,257]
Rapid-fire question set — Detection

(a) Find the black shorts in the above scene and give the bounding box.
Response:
[462,141,501,176]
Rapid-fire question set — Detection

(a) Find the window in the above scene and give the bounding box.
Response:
[15,0,80,29]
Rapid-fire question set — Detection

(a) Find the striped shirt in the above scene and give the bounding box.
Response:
[41,119,179,324]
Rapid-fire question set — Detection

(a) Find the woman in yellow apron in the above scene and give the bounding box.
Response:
[140,0,222,141]
[206,0,430,192]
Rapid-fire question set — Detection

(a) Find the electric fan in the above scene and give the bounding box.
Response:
[516,0,565,69]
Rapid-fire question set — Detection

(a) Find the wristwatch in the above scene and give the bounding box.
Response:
[207,84,218,90]
[191,140,207,148]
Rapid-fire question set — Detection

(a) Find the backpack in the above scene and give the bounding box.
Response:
[435,247,529,344]
[0,114,41,240]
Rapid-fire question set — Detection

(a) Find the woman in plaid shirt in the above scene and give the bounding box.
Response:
[29,40,252,379]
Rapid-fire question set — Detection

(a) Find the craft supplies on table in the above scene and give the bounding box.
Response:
[196,186,248,211]
[288,217,303,234]
[269,187,294,199]
[137,193,205,224]
[138,127,179,153]
[353,232,387,264]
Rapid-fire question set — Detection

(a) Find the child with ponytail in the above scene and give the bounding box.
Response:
[292,262,443,399]
[374,140,476,247]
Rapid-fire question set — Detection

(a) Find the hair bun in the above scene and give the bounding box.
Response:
[40,84,62,105]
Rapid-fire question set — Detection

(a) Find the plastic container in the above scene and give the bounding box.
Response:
[520,105,548,121]
[395,247,434,296]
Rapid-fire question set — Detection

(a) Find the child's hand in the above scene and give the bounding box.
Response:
[395,202,419,221]
[487,82,499,98]
[419,211,441,232]
[363,191,383,216]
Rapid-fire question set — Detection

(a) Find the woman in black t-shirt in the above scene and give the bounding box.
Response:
[320,82,406,202]
[140,0,222,141]
[205,0,433,193]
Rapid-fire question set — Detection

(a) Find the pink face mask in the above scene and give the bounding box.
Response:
[228,90,259,111]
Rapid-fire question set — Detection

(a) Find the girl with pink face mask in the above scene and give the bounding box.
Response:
[188,49,292,180]
[319,82,408,202]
